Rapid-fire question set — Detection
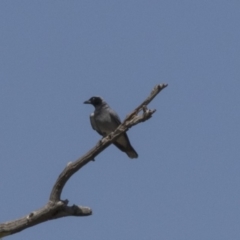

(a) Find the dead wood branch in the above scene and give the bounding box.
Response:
[0,83,168,238]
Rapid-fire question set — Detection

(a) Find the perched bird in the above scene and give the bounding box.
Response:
[84,96,138,159]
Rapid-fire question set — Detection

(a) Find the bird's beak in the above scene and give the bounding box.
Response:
[84,100,91,104]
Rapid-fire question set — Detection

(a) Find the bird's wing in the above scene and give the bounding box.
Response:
[90,113,103,136]
[108,108,129,146]
[108,108,122,127]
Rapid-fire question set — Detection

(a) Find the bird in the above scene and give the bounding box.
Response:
[84,96,138,159]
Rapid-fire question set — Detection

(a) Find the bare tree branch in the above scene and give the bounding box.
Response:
[0,83,168,238]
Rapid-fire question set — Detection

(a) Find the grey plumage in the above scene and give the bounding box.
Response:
[84,96,138,159]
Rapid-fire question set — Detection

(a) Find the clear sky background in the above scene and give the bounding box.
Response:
[0,1,239,240]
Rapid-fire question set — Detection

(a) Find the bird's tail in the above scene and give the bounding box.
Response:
[113,133,138,159]
[126,146,138,159]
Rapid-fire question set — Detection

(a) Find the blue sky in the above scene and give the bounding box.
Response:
[0,1,239,239]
